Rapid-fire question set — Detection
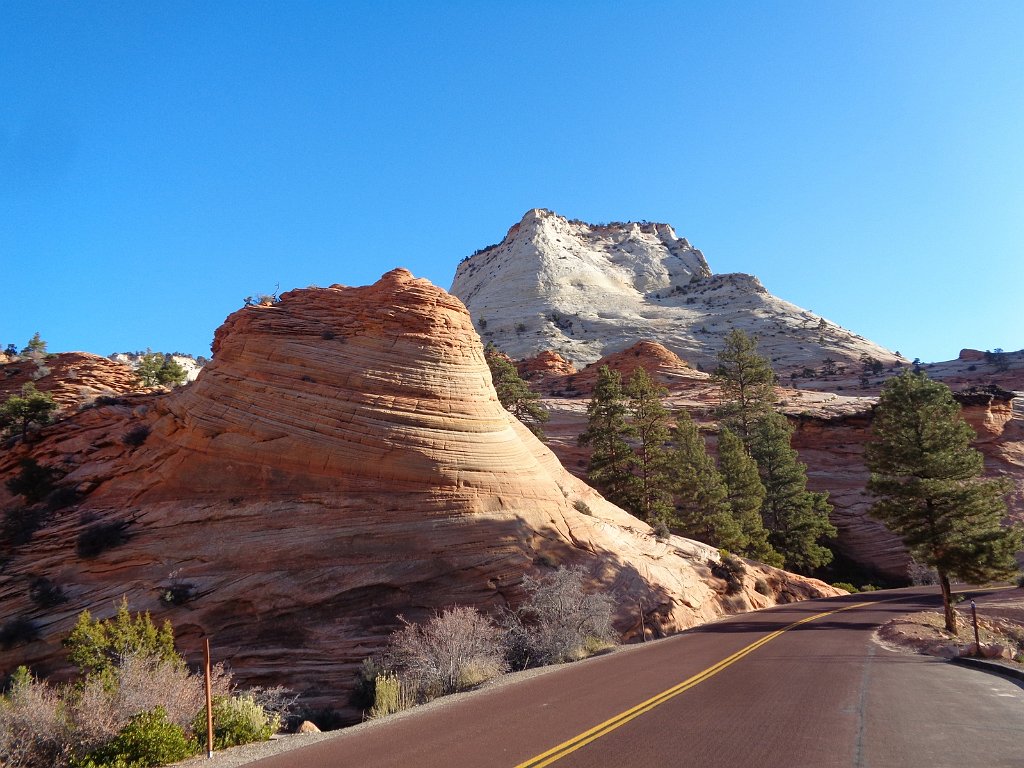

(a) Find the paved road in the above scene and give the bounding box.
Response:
[249,587,1024,768]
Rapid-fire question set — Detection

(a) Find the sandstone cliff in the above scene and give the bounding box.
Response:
[451,208,898,372]
[0,352,141,414]
[0,271,838,717]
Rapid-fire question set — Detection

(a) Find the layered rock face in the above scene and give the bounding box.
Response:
[0,270,838,716]
[0,352,140,414]
[452,208,898,372]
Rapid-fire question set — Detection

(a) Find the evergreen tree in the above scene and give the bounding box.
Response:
[484,343,550,438]
[64,597,181,678]
[749,411,835,571]
[717,428,780,566]
[137,351,189,388]
[22,331,46,356]
[0,382,58,439]
[866,371,1022,632]
[579,366,637,511]
[624,367,673,522]
[714,329,776,444]
[157,357,189,387]
[668,412,744,550]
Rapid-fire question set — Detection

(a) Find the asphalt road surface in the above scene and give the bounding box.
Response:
[248,587,1024,768]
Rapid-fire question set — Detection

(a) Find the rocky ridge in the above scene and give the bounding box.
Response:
[0,270,838,717]
[0,352,140,414]
[451,208,899,372]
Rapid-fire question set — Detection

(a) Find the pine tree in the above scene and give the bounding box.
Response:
[717,428,780,565]
[668,412,744,550]
[22,331,47,356]
[484,343,550,438]
[579,366,637,510]
[866,371,1022,632]
[624,367,673,522]
[714,329,776,444]
[0,382,58,439]
[136,351,189,389]
[749,411,835,572]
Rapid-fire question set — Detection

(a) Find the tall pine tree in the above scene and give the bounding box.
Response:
[714,329,777,444]
[668,412,744,550]
[579,366,637,511]
[866,371,1022,632]
[624,367,673,522]
[717,427,780,565]
[749,411,836,572]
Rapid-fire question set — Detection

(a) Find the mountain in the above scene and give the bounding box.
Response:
[0,270,837,718]
[451,208,899,372]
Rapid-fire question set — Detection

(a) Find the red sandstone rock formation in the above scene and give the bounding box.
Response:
[516,350,577,380]
[0,270,838,718]
[0,352,140,414]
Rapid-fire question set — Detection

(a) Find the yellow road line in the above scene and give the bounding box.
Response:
[514,600,874,768]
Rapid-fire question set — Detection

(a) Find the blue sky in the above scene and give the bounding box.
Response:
[2,1,1021,362]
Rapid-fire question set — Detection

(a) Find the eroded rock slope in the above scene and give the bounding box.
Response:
[0,270,838,716]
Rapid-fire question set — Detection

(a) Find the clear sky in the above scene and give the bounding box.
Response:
[2,1,1022,362]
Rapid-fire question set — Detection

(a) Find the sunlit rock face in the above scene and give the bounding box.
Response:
[0,269,838,717]
[452,208,898,373]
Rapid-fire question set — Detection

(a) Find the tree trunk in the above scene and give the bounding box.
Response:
[939,570,956,634]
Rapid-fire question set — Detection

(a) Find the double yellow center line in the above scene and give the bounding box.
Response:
[515,600,874,768]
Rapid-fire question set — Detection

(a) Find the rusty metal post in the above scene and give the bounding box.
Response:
[204,637,214,759]
[971,600,980,656]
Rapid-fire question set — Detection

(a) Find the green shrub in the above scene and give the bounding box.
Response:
[78,707,197,768]
[0,616,40,649]
[76,521,131,559]
[753,578,771,596]
[859,584,879,592]
[711,552,746,595]
[6,458,62,503]
[832,582,858,593]
[368,673,416,719]
[192,695,278,750]
[64,600,179,677]
[1016,573,1024,589]
[572,499,593,516]
[652,519,670,541]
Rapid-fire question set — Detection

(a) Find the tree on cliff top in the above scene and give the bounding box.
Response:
[866,371,1022,633]
[484,343,549,438]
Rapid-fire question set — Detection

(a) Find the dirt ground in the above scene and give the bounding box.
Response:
[876,592,1024,664]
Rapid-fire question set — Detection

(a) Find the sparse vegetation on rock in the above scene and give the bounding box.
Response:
[484,343,549,438]
[0,383,58,439]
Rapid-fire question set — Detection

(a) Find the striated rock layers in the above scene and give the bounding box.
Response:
[0,352,140,414]
[0,270,839,717]
[451,208,898,372]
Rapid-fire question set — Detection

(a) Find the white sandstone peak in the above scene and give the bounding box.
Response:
[451,209,896,372]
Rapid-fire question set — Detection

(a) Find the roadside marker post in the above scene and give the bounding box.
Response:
[204,636,214,759]
[970,600,980,656]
